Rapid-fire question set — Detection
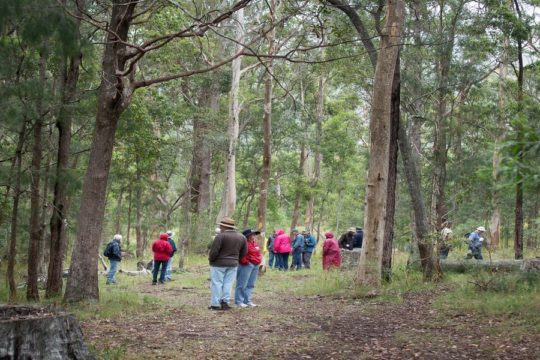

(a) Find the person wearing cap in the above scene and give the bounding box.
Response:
[104,234,122,285]
[352,227,363,250]
[338,227,355,250]
[235,229,263,308]
[165,231,177,281]
[290,229,304,271]
[266,229,278,269]
[322,231,341,270]
[302,230,317,269]
[465,226,485,260]
[152,233,173,285]
[208,217,248,310]
[273,229,291,271]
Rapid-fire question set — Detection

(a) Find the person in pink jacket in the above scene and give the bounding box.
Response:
[322,231,341,270]
[152,233,173,285]
[272,228,291,271]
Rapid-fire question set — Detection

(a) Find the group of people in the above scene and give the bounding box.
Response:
[437,222,486,260]
[103,230,177,285]
[266,229,317,271]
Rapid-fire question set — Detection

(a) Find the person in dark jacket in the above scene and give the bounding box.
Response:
[266,230,277,269]
[165,230,177,281]
[208,217,248,310]
[302,230,317,269]
[104,234,122,285]
[352,227,363,249]
[152,233,173,285]
[235,228,262,308]
[290,229,304,271]
[338,227,355,250]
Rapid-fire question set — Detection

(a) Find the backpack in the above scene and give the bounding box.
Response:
[464,232,471,239]
[103,241,114,258]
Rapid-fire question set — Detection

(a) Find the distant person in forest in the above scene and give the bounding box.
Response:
[302,230,317,269]
[352,227,363,250]
[208,217,247,310]
[273,228,291,271]
[439,222,453,259]
[266,229,277,269]
[290,229,304,271]
[338,227,355,250]
[104,234,122,285]
[235,228,262,308]
[465,226,485,260]
[165,230,177,281]
[152,233,173,285]
[322,231,341,270]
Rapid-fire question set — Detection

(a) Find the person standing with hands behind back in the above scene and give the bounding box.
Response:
[104,234,122,285]
[152,233,173,285]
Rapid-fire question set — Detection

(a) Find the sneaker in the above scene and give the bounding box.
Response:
[246,302,257,307]
[236,303,248,309]
[208,306,222,311]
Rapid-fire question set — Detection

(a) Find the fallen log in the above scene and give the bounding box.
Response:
[0,306,94,359]
[439,259,540,272]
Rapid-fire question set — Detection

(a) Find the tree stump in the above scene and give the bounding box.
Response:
[0,306,94,359]
[340,249,362,270]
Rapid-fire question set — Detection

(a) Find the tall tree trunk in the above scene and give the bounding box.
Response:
[114,187,124,234]
[38,135,52,278]
[256,0,276,244]
[64,0,137,302]
[126,185,132,246]
[135,165,143,258]
[356,0,405,286]
[398,121,433,280]
[382,54,400,281]
[290,80,307,231]
[217,7,244,221]
[305,74,325,231]
[513,0,524,260]
[7,120,28,302]
[27,44,48,301]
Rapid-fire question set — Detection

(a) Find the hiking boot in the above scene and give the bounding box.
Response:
[152,281,157,285]
[220,302,232,310]
[208,306,222,311]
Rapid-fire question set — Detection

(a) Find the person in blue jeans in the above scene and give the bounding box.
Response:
[266,230,277,269]
[165,230,177,281]
[465,226,485,260]
[290,229,304,271]
[208,217,248,310]
[235,228,263,308]
[302,230,317,269]
[104,234,122,285]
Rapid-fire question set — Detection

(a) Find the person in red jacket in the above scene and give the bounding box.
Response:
[235,228,262,308]
[152,233,173,285]
[322,231,341,270]
[272,228,291,271]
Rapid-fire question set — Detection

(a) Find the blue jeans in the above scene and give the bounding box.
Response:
[210,266,237,307]
[268,251,277,268]
[235,263,259,305]
[277,253,289,271]
[107,259,119,284]
[165,257,174,280]
[292,249,303,270]
[152,260,167,283]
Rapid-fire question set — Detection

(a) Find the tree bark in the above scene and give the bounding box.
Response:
[7,121,28,302]
[382,54,400,281]
[27,44,48,301]
[217,7,245,221]
[356,0,405,287]
[256,0,276,245]
[135,165,143,258]
[64,0,137,302]
[114,187,124,234]
[47,16,82,296]
[126,185,132,246]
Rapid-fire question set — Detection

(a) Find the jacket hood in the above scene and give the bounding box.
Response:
[325,231,334,239]
[275,229,285,236]
[159,233,169,241]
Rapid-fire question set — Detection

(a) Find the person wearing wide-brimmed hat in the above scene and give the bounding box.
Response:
[235,228,262,308]
[465,226,485,260]
[208,217,248,310]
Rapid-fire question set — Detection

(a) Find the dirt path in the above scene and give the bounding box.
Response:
[82,270,539,359]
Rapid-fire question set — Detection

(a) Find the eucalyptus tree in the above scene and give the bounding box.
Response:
[63,0,258,303]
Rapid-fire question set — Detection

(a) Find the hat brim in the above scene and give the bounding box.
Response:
[218,222,236,229]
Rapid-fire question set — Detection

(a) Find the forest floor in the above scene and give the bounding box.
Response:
[78,259,540,360]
